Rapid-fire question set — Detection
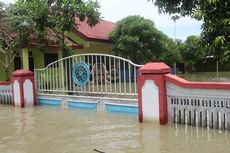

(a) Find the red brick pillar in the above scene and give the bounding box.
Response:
[138,62,170,124]
[12,70,37,107]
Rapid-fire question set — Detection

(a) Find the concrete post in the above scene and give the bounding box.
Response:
[58,48,63,59]
[138,62,170,124]
[22,48,29,70]
[12,70,37,107]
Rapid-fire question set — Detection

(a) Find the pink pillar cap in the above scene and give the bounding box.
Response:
[138,62,171,74]
[13,70,34,77]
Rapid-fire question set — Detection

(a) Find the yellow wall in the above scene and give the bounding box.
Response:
[75,42,113,54]
[0,52,15,81]
[0,48,45,81]
[32,48,44,69]
[22,48,29,70]
[0,31,113,81]
[66,31,113,55]
[58,48,63,59]
[66,31,89,47]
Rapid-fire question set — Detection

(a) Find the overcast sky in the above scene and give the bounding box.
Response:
[2,0,203,41]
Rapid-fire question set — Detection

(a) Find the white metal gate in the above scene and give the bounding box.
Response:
[34,54,143,100]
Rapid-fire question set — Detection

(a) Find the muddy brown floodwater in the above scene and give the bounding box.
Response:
[182,71,230,82]
[0,105,230,153]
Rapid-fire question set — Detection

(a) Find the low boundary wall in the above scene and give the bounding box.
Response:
[0,81,13,104]
[0,70,36,107]
[138,62,230,130]
[165,74,230,130]
[37,93,138,114]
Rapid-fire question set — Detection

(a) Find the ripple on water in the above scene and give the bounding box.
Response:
[0,105,230,153]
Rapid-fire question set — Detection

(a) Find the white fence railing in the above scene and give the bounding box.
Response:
[0,83,13,105]
[35,54,143,99]
[167,81,230,130]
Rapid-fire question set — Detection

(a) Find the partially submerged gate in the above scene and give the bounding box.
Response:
[34,54,142,108]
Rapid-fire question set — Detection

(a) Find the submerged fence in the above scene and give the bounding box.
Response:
[138,62,230,131]
[166,74,230,130]
[35,54,143,99]
[0,82,13,105]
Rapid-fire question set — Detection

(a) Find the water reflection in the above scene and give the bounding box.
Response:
[138,121,230,153]
[14,108,36,133]
[139,123,161,153]
[0,106,230,153]
[181,72,230,82]
[163,124,230,153]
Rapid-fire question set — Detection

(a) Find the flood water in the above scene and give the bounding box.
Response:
[0,105,230,153]
[182,71,230,82]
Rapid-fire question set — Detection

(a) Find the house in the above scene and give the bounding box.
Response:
[0,19,116,81]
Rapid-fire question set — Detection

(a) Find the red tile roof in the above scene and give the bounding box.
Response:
[73,18,116,43]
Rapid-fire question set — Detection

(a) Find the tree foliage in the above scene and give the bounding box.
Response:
[181,36,206,72]
[0,1,4,11]
[7,0,101,57]
[0,2,19,81]
[0,0,101,80]
[48,0,100,57]
[199,1,230,63]
[152,0,199,17]
[109,15,175,64]
[159,39,182,67]
[152,0,230,64]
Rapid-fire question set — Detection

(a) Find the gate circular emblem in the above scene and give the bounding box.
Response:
[72,62,90,86]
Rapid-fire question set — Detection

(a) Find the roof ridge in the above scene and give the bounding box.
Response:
[99,19,116,25]
[72,17,116,43]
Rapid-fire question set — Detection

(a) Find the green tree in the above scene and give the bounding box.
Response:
[152,0,230,64]
[48,0,101,57]
[180,36,206,72]
[199,1,230,64]
[109,15,174,64]
[8,0,101,57]
[0,2,19,81]
[0,1,4,10]
[7,0,34,46]
[159,38,182,67]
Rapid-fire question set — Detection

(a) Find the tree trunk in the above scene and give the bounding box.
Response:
[61,31,65,58]
[4,53,10,81]
[5,67,10,81]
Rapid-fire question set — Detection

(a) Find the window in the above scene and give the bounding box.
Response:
[44,53,58,67]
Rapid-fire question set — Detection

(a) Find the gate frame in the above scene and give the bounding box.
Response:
[34,53,143,102]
